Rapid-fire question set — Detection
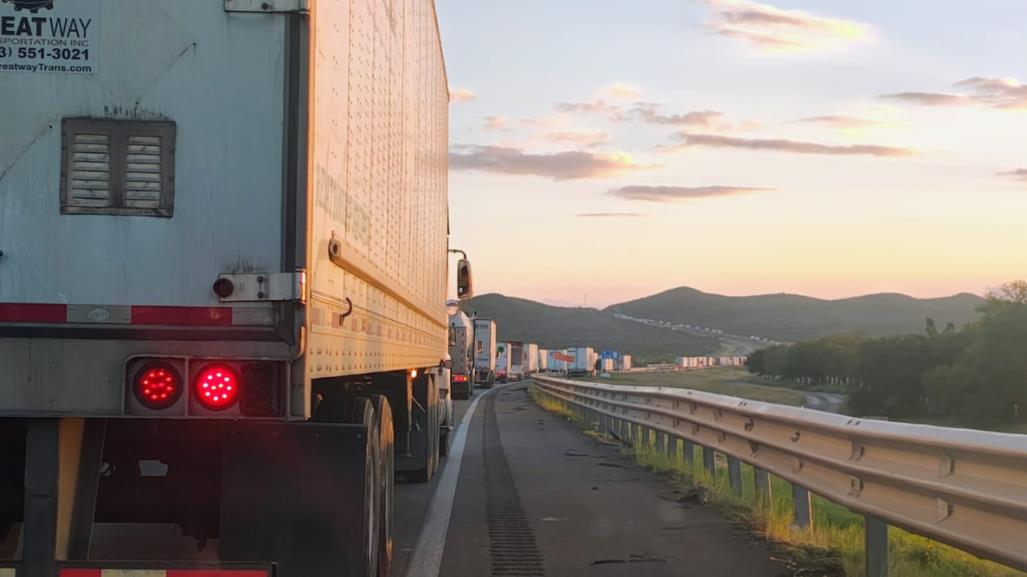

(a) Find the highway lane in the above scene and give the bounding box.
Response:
[426,383,787,577]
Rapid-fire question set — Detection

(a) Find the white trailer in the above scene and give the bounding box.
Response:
[538,348,549,371]
[496,342,513,382]
[524,343,539,374]
[547,350,569,372]
[619,355,632,371]
[473,318,498,386]
[508,341,525,381]
[567,347,596,376]
[0,1,463,575]
[449,311,474,399]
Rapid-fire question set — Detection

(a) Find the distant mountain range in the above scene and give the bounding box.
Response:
[606,287,984,342]
[462,294,719,364]
[463,288,985,362]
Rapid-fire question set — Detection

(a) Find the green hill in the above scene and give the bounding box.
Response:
[463,294,718,364]
[606,287,984,342]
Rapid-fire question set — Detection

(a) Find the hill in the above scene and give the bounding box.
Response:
[606,287,984,342]
[463,294,718,363]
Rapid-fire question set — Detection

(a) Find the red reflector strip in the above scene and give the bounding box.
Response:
[131,306,233,327]
[59,570,100,577]
[0,303,67,323]
[166,566,269,570]
[167,572,268,577]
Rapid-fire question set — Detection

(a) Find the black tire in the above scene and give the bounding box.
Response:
[313,396,381,577]
[408,374,440,483]
[439,428,450,458]
[365,395,394,577]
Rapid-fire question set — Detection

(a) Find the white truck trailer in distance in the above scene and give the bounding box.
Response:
[567,347,596,376]
[449,311,474,399]
[473,318,498,387]
[524,343,539,374]
[0,1,465,575]
[496,342,512,382]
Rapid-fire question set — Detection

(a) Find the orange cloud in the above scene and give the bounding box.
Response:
[704,0,872,54]
[997,169,1027,183]
[609,185,771,202]
[555,99,624,121]
[450,87,477,103]
[576,212,647,217]
[795,115,885,129]
[483,116,513,132]
[601,82,643,100]
[541,130,610,147]
[883,77,1027,110]
[449,145,652,180]
[669,132,915,157]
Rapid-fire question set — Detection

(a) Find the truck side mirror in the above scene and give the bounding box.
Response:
[457,259,474,300]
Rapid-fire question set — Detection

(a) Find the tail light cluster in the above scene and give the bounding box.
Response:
[452,374,468,383]
[126,358,283,417]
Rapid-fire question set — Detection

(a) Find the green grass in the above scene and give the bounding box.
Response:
[530,384,1026,577]
[597,367,810,407]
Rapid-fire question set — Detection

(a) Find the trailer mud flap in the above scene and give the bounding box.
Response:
[219,422,370,577]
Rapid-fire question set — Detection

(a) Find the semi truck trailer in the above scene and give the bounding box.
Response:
[472,318,497,387]
[448,310,474,400]
[0,1,465,576]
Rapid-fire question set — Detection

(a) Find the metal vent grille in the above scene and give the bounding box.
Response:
[69,133,112,208]
[61,119,176,217]
[124,135,163,209]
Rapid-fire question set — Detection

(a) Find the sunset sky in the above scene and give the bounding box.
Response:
[438,0,1027,308]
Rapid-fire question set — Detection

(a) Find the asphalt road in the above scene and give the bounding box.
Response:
[398,383,788,577]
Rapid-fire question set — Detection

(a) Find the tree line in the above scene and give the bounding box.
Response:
[745,281,1027,427]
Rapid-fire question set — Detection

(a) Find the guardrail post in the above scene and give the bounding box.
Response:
[727,456,743,497]
[684,440,695,471]
[754,467,771,505]
[791,484,813,530]
[655,431,666,456]
[665,435,675,460]
[865,517,889,577]
[702,446,715,480]
[599,412,609,435]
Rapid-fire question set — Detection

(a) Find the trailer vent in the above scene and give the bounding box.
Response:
[61,119,176,217]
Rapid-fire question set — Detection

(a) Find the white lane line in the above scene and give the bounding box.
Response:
[404,384,508,577]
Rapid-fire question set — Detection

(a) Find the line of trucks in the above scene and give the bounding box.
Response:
[445,313,633,398]
[0,1,471,577]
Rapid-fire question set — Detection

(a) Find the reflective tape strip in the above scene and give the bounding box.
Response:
[0,568,17,577]
[59,566,269,570]
[0,304,273,327]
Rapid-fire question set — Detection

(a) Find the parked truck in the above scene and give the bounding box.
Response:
[473,318,497,387]
[508,341,525,381]
[0,1,466,576]
[523,343,539,375]
[496,342,512,383]
[448,311,474,400]
[567,347,597,376]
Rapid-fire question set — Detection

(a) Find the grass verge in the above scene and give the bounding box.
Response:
[529,384,1026,577]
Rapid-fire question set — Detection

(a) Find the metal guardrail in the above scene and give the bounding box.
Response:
[532,375,1027,576]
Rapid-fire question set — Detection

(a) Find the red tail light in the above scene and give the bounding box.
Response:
[194,364,241,411]
[132,361,183,410]
[453,374,467,383]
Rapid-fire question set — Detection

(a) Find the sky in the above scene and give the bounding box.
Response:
[437,0,1027,308]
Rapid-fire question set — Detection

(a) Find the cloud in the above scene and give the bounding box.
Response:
[882,77,1027,110]
[554,99,624,121]
[541,130,610,147]
[576,212,647,218]
[449,87,476,103]
[601,82,643,100]
[881,92,968,106]
[483,116,513,131]
[669,132,915,157]
[997,169,1027,182]
[795,115,883,129]
[704,0,872,53]
[609,185,771,202]
[449,145,652,180]
[633,105,724,127]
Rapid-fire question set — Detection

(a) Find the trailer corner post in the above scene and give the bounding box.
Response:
[865,516,889,577]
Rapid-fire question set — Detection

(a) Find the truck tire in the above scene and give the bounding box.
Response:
[365,394,395,577]
[408,375,439,483]
[312,396,383,577]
